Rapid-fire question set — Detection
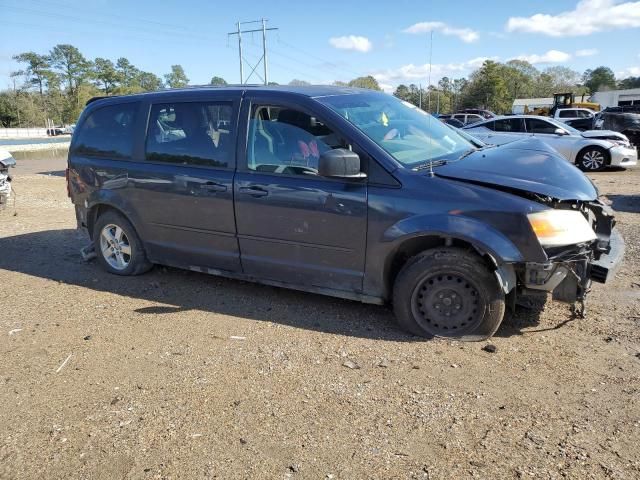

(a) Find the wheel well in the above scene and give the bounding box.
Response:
[87,204,128,239]
[576,145,610,166]
[385,236,497,298]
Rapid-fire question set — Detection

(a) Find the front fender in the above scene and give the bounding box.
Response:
[383,213,525,263]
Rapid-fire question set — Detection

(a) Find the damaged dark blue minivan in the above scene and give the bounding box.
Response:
[67,86,624,340]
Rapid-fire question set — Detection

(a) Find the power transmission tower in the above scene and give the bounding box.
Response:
[228,19,278,85]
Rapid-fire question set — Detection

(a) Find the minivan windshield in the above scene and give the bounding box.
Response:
[318,92,474,168]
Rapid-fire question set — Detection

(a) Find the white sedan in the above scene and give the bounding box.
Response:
[463,115,637,171]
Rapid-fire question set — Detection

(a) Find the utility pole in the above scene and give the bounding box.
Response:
[427,30,433,113]
[228,19,278,85]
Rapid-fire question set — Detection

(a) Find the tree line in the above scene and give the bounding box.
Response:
[2,42,640,127]
[392,61,640,115]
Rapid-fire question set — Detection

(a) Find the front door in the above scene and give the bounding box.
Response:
[234,97,368,292]
[525,117,576,161]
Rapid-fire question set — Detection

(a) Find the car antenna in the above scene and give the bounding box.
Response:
[427,29,434,177]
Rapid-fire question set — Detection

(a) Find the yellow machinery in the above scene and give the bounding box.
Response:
[524,92,600,116]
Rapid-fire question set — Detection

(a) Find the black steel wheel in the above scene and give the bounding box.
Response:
[411,272,485,336]
[393,248,505,341]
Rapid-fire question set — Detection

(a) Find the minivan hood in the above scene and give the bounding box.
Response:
[435,137,597,201]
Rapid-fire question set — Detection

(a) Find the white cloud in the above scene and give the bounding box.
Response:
[403,21,479,43]
[371,57,499,88]
[575,48,599,57]
[511,50,571,64]
[328,35,372,52]
[617,66,640,77]
[506,0,640,37]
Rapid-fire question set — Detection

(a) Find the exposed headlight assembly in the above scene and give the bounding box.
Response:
[527,210,596,247]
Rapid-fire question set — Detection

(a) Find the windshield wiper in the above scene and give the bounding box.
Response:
[412,159,448,171]
[458,148,479,160]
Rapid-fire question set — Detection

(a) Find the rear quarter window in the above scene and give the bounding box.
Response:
[72,102,138,159]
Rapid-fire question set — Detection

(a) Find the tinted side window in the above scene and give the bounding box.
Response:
[526,118,558,134]
[494,118,524,132]
[558,110,573,118]
[146,102,234,168]
[247,105,349,176]
[73,103,137,159]
[466,115,482,124]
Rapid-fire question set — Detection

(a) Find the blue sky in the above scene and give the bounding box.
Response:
[2,0,640,91]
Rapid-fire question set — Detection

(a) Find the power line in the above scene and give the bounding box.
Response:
[2,3,220,44]
[23,0,196,32]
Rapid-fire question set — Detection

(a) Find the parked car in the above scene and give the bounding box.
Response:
[458,108,496,119]
[552,108,596,131]
[68,86,623,340]
[0,149,16,210]
[595,108,640,148]
[438,115,465,128]
[451,113,484,126]
[463,115,637,171]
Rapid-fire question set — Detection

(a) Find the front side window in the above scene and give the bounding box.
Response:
[526,118,558,134]
[558,110,574,118]
[247,105,349,176]
[73,102,137,159]
[146,102,234,168]
[493,118,525,132]
[318,93,474,167]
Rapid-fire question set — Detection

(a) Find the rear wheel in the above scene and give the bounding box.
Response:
[392,248,505,341]
[577,146,607,171]
[93,210,152,276]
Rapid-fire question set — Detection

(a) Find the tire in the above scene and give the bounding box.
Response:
[93,210,152,276]
[392,248,505,341]
[577,146,607,172]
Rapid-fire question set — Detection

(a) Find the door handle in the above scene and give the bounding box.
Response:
[239,186,269,198]
[201,182,227,192]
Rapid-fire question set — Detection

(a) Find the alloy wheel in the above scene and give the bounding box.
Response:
[99,223,132,271]
[581,149,605,170]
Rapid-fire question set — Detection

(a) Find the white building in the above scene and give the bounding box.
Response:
[511,97,554,115]
[592,88,640,108]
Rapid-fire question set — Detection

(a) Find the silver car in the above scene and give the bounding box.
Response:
[463,115,638,171]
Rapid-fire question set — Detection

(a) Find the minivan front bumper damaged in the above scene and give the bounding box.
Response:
[518,198,624,312]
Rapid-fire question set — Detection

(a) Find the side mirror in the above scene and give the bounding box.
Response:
[318,148,366,178]
[554,128,568,136]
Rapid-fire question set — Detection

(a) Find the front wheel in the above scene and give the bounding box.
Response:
[392,248,505,341]
[577,146,607,172]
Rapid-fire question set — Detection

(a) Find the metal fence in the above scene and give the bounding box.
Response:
[0,128,49,138]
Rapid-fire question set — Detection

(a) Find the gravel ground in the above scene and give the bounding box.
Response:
[1,154,639,479]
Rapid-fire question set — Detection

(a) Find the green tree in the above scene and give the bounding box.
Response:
[462,61,509,113]
[583,66,616,93]
[210,76,227,86]
[49,44,91,98]
[12,52,51,95]
[136,71,163,91]
[348,75,381,90]
[164,65,189,88]
[288,79,311,86]
[92,58,120,94]
[619,76,640,89]
[544,66,581,93]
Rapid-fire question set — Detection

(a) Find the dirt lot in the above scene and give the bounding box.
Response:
[1,151,639,479]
